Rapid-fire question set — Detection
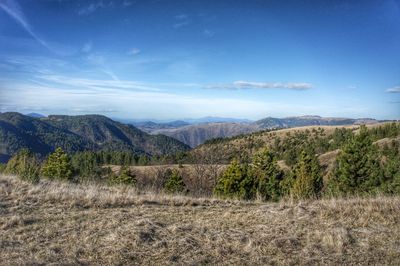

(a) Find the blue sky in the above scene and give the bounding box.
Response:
[0,0,399,120]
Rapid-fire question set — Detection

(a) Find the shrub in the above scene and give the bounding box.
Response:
[164,169,186,194]
[41,147,73,181]
[0,163,6,173]
[290,151,322,200]
[214,159,255,200]
[251,148,283,201]
[5,149,40,184]
[327,126,382,196]
[108,166,137,186]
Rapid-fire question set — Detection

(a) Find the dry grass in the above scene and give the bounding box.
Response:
[1,174,400,265]
[195,122,399,163]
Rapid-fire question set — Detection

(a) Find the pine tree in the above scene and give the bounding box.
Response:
[328,125,382,195]
[108,166,137,185]
[214,159,255,200]
[291,150,322,199]
[41,147,72,180]
[164,169,186,194]
[251,148,283,201]
[5,149,40,183]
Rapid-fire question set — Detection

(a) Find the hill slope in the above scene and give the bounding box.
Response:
[1,174,399,265]
[192,122,399,164]
[139,115,380,147]
[151,122,258,148]
[0,112,190,162]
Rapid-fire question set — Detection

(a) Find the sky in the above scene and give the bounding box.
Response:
[0,0,399,120]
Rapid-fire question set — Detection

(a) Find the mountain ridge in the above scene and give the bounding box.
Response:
[0,112,190,162]
[134,115,382,147]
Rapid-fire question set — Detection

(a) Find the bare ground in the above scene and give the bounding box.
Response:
[1,175,399,265]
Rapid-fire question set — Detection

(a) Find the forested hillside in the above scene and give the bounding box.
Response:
[0,112,190,162]
[138,115,381,147]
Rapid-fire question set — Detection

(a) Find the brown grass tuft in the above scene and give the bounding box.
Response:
[1,174,399,265]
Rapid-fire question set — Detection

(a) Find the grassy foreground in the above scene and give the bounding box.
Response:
[1,175,399,265]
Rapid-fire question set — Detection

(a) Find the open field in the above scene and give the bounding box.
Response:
[1,175,400,265]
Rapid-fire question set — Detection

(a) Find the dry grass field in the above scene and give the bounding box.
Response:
[1,174,400,265]
[194,122,399,163]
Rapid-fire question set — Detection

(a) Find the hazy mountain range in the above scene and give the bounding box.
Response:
[133,115,382,147]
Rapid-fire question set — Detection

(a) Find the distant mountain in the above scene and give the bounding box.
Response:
[149,122,259,148]
[143,115,381,147]
[182,117,253,124]
[132,120,190,133]
[255,115,379,128]
[0,112,190,163]
[26,112,46,118]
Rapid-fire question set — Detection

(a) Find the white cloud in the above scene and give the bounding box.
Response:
[203,29,215,38]
[386,86,400,93]
[37,75,161,93]
[77,2,109,16]
[173,14,190,28]
[205,81,313,90]
[173,20,190,29]
[175,14,188,20]
[128,48,141,55]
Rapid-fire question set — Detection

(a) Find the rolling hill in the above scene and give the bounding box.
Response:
[0,112,190,162]
[148,122,259,148]
[191,122,399,164]
[137,115,380,147]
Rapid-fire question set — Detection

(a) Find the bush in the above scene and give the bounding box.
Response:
[41,147,73,181]
[214,159,255,200]
[327,126,382,196]
[0,163,6,173]
[108,166,137,186]
[164,169,186,194]
[290,151,322,199]
[5,149,40,184]
[251,148,283,201]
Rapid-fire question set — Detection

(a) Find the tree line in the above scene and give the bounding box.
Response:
[0,123,399,200]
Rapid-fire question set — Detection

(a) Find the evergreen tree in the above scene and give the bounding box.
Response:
[164,169,186,194]
[5,149,40,183]
[291,150,322,199]
[41,147,72,181]
[108,166,137,185]
[251,148,283,201]
[328,126,382,195]
[214,159,255,200]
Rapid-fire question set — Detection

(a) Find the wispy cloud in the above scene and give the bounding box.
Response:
[77,1,112,16]
[386,86,400,93]
[0,0,49,50]
[205,81,313,90]
[203,29,215,38]
[82,41,93,53]
[173,14,190,28]
[37,75,161,93]
[86,54,120,81]
[128,47,141,55]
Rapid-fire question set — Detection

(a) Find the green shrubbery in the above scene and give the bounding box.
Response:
[41,147,73,181]
[4,149,40,183]
[2,123,399,201]
[214,159,253,199]
[164,169,186,194]
[290,151,322,199]
[327,126,382,196]
[214,124,400,201]
[108,166,137,186]
[214,148,324,201]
